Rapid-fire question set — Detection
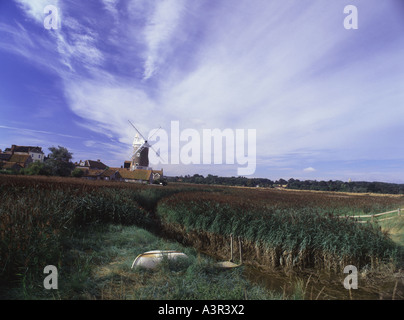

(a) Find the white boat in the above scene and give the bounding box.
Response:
[131,250,188,269]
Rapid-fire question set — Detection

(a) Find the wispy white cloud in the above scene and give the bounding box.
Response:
[14,0,61,23]
[55,17,105,72]
[142,0,187,80]
[0,125,82,139]
[102,0,120,20]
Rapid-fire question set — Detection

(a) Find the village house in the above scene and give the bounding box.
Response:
[81,168,125,181]
[81,169,106,180]
[118,169,153,184]
[116,168,164,184]
[2,162,22,171]
[3,145,45,163]
[75,159,110,179]
[99,168,122,181]
[123,161,131,169]
[9,154,33,168]
[151,169,163,182]
[0,153,11,165]
[0,145,37,171]
[76,159,108,170]
[0,154,33,171]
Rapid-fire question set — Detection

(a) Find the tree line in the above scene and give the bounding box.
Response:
[167,174,404,195]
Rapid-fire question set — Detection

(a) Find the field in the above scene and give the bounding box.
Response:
[1,175,404,300]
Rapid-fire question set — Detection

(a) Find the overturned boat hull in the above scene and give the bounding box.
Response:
[131,250,188,269]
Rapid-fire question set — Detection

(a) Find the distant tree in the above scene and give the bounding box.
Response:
[24,162,52,176]
[45,146,75,177]
[367,182,381,193]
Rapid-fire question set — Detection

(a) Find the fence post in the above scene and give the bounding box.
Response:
[238,236,243,265]
[230,234,234,262]
[371,215,374,223]
[398,208,401,217]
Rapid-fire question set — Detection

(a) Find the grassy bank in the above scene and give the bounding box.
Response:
[1,224,283,300]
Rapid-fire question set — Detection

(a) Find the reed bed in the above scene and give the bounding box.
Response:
[157,192,402,271]
[1,175,403,283]
[0,177,151,281]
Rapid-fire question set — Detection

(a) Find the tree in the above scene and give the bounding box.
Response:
[45,146,75,177]
[24,161,51,176]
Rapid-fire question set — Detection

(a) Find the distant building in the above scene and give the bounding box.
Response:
[77,159,108,170]
[152,169,163,181]
[99,168,122,181]
[3,145,45,163]
[9,154,33,168]
[118,168,153,184]
[0,153,11,164]
[0,154,33,171]
[2,162,21,171]
[0,145,39,170]
[116,168,164,184]
[81,169,106,180]
[123,161,131,169]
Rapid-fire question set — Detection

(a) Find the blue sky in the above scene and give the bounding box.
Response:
[1,0,404,182]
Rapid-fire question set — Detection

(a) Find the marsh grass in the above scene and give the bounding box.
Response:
[2,224,281,300]
[157,192,403,271]
[1,175,403,299]
[378,217,404,247]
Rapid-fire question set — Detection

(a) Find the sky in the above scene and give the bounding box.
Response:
[1,0,404,182]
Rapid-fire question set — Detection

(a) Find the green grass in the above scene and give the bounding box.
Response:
[379,217,404,247]
[1,224,282,300]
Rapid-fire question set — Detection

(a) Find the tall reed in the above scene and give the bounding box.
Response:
[157,192,401,271]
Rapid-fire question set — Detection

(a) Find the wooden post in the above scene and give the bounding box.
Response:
[230,234,234,262]
[238,236,243,265]
[398,208,401,217]
[371,215,374,223]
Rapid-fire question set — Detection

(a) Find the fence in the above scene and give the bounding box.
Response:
[342,208,403,224]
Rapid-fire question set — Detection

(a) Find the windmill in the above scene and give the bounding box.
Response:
[128,120,163,171]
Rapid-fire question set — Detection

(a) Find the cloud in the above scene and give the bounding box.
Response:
[142,0,187,80]
[0,125,82,139]
[14,0,61,23]
[303,167,316,173]
[102,0,119,20]
[55,17,105,72]
[64,78,163,144]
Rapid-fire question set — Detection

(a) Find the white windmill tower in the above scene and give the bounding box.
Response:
[128,120,162,171]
